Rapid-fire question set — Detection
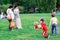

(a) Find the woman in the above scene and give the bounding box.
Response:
[14,5,22,29]
[6,5,14,31]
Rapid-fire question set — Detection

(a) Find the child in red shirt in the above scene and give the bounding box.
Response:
[34,18,49,38]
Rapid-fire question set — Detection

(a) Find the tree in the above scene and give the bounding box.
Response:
[0,0,57,13]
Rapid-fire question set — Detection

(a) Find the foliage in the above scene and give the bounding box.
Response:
[0,0,57,13]
[37,0,56,12]
[57,0,60,11]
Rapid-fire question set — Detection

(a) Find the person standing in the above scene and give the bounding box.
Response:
[6,5,14,31]
[49,14,58,36]
[14,5,22,29]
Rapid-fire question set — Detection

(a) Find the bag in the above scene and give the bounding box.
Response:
[10,21,15,28]
[7,16,12,20]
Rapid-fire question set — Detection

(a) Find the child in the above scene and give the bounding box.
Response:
[49,14,58,36]
[34,18,50,38]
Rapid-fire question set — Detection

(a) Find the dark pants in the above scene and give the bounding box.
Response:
[8,19,12,30]
[52,24,58,35]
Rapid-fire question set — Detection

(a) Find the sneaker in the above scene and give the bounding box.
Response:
[11,29,14,31]
[48,35,50,39]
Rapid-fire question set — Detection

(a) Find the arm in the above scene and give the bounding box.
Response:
[49,19,51,29]
[57,19,58,24]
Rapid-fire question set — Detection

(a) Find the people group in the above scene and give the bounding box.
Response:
[6,5,22,31]
[0,4,58,39]
[34,10,58,38]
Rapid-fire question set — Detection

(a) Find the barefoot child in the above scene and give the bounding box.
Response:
[34,18,49,38]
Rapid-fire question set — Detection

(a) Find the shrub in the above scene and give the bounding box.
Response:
[19,6,25,13]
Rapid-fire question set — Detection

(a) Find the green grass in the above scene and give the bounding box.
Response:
[0,13,60,40]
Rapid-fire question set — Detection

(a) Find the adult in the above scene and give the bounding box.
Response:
[13,5,22,29]
[6,5,14,31]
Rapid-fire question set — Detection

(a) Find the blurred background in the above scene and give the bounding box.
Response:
[0,0,60,13]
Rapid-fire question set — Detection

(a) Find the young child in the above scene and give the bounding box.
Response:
[34,18,49,38]
[49,14,58,36]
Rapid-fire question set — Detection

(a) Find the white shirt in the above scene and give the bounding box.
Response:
[6,8,14,19]
[50,17,58,24]
[14,8,20,18]
[14,8,19,14]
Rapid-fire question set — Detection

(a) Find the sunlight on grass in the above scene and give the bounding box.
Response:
[0,13,60,40]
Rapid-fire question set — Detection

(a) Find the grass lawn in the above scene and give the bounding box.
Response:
[0,13,60,40]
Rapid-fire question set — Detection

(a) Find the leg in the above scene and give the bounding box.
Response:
[52,24,55,35]
[55,25,58,35]
[8,19,12,30]
[16,18,22,29]
[42,30,48,38]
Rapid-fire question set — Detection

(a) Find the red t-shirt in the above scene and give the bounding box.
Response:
[41,22,48,31]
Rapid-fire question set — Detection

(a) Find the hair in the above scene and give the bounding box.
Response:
[40,18,44,22]
[14,4,18,9]
[8,5,13,8]
[51,14,55,17]
[53,10,56,12]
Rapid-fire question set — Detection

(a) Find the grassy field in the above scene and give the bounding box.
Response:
[0,13,60,40]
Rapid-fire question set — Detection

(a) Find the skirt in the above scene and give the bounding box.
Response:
[16,18,22,29]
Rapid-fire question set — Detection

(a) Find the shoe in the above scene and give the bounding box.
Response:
[11,29,14,31]
[48,35,50,39]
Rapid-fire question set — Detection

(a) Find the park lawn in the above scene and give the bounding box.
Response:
[0,13,60,40]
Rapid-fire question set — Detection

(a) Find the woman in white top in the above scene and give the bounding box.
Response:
[14,5,22,29]
[6,5,14,31]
